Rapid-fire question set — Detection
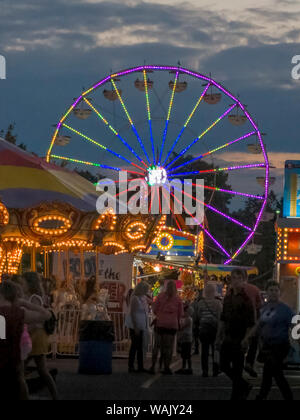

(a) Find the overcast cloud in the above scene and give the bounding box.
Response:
[0,0,300,194]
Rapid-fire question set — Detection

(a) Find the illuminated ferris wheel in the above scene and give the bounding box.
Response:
[46,65,269,264]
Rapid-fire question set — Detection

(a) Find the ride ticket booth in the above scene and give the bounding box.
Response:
[276,161,300,313]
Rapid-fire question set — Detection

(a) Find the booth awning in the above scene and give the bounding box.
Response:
[0,138,99,211]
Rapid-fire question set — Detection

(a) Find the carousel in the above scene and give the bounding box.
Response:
[0,138,162,281]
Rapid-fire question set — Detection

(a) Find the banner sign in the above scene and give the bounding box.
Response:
[284,161,300,218]
[52,253,134,312]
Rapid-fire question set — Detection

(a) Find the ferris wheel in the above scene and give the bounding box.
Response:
[46,65,270,265]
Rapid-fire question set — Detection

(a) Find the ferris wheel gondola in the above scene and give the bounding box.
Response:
[73,93,93,120]
[246,243,263,255]
[248,130,267,154]
[54,135,71,146]
[169,80,188,93]
[202,73,222,105]
[228,104,248,126]
[135,78,154,92]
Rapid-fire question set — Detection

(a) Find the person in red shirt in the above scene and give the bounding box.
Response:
[242,271,263,378]
[152,280,183,375]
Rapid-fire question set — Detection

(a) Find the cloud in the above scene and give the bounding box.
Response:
[0,0,300,182]
[0,0,292,54]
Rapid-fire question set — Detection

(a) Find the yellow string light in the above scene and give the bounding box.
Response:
[32,215,72,236]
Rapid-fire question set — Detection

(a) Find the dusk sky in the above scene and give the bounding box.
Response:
[1,0,300,195]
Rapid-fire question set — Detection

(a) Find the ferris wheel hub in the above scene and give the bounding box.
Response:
[146,165,168,187]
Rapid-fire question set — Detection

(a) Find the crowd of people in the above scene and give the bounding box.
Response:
[0,267,296,401]
[0,272,58,401]
[126,269,295,401]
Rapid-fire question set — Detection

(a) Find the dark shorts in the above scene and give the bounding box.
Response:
[181,342,192,359]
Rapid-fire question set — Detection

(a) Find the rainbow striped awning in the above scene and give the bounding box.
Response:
[0,138,99,211]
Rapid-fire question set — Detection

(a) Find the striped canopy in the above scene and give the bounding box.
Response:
[0,138,99,211]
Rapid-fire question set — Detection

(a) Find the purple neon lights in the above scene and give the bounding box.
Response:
[164,185,231,258]
[47,64,269,264]
[168,132,256,174]
[168,163,266,178]
[166,104,238,170]
[181,181,264,200]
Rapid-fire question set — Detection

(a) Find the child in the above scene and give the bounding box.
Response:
[176,304,193,375]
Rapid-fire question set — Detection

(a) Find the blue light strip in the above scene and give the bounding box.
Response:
[159,72,179,165]
[163,83,211,166]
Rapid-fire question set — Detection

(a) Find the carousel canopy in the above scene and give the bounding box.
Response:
[0,138,99,211]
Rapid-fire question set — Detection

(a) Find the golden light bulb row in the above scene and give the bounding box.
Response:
[32,215,72,236]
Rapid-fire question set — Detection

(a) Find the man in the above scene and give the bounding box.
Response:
[216,269,255,400]
[242,271,263,378]
[243,281,294,400]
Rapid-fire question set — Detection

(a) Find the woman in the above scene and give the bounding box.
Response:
[22,272,58,400]
[153,280,183,375]
[0,281,51,400]
[243,281,294,401]
[126,282,150,373]
[197,284,222,377]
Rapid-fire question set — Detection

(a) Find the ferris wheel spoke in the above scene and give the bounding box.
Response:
[168,131,256,174]
[111,78,151,164]
[180,182,264,200]
[166,104,237,170]
[50,154,145,176]
[158,71,179,165]
[169,163,266,177]
[175,185,252,232]
[83,98,147,169]
[163,83,211,167]
[62,123,146,173]
[143,70,156,164]
[161,188,182,231]
[163,185,231,258]
[224,232,256,265]
[224,196,267,265]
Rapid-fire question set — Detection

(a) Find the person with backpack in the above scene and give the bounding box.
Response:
[22,272,58,400]
[197,284,222,377]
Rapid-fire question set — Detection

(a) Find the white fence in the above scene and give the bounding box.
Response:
[50,310,132,358]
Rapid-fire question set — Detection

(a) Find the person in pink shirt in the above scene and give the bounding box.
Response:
[152,280,183,375]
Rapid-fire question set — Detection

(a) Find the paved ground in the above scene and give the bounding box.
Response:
[31,355,300,401]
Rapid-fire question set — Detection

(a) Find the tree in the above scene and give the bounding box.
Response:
[1,123,17,145]
[75,169,105,184]
[1,124,28,151]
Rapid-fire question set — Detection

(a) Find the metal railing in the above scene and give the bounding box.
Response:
[51,310,132,358]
